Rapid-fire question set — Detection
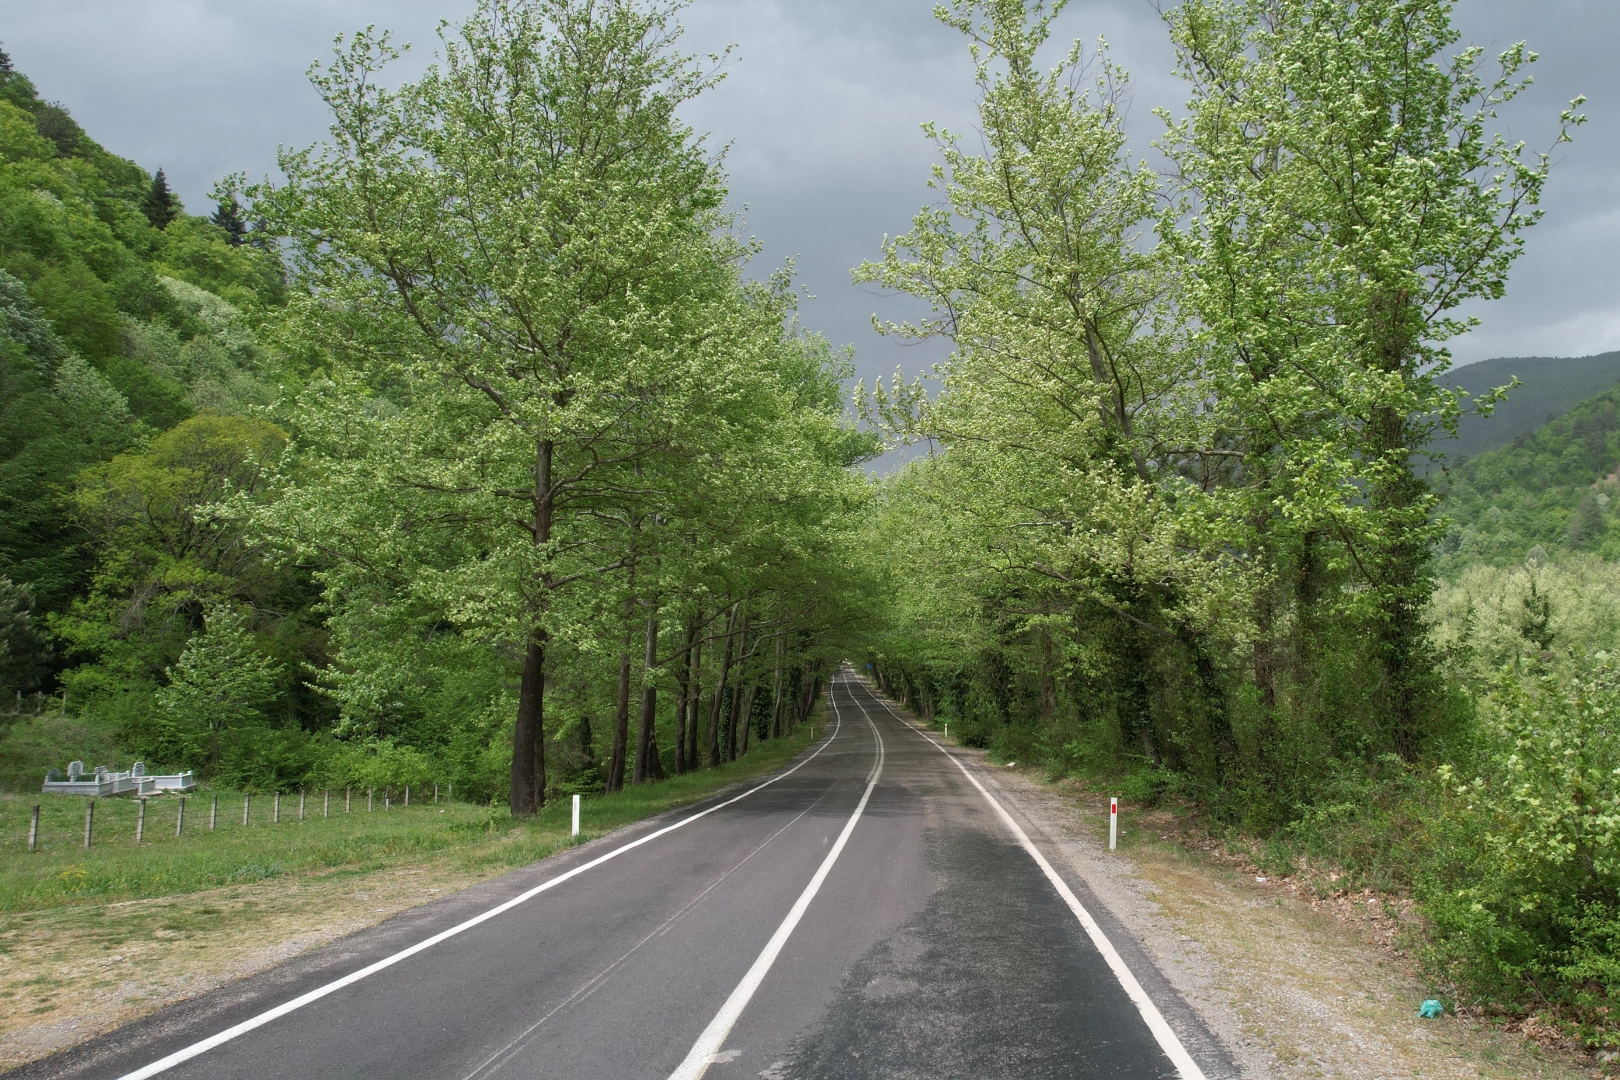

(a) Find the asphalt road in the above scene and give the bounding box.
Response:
[12,668,1235,1080]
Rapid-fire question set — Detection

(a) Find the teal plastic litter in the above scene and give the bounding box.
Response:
[1418,999,1444,1019]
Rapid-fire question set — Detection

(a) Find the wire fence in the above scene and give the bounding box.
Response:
[4,781,465,855]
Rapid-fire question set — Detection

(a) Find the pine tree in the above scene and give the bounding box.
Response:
[141,168,179,229]
[210,195,247,246]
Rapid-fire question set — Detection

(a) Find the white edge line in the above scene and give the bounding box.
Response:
[115,714,847,1080]
[666,675,883,1080]
[863,682,1208,1080]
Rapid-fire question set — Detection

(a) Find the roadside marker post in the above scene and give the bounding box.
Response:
[28,804,39,852]
[176,796,185,837]
[84,801,93,848]
[368,787,374,812]
[273,792,280,824]
[243,793,250,826]
[324,789,329,818]
[1109,797,1118,850]
[299,790,305,821]
[210,795,218,830]
[135,797,146,844]
[572,793,581,838]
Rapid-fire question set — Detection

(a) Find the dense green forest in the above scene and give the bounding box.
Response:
[1435,382,1620,567]
[0,9,877,811]
[1438,351,1620,461]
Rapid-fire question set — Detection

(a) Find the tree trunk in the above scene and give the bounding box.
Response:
[770,633,785,738]
[633,611,659,784]
[1368,292,1429,764]
[674,616,696,775]
[738,683,758,756]
[685,617,703,772]
[727,613,750,761]
[510,438,554,817]
[606,599,634,793]
[511,636,547,815]
[707,603,738,767]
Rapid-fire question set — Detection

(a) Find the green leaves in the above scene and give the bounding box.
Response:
[156,604,285,766]
[864,0,1574,793]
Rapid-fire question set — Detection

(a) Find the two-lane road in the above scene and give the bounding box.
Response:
[13,668,1233,1080]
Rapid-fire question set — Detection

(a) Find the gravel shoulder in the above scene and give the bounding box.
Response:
[973,754,1590,1080]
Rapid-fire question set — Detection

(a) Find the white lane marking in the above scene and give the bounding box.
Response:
[860,680,1209,1080]
[460,783,846,1080]
[667,674,883,1080]
[114,713,848,1080]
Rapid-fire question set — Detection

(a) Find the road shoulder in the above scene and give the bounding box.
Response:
[973,759,1590,1080]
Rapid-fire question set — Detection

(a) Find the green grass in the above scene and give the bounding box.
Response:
[0,724,818,914]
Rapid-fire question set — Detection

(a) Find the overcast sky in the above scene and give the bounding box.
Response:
[4,0,1615,414]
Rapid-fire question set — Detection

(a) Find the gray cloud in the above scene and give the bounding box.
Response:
[3,0,1614,409]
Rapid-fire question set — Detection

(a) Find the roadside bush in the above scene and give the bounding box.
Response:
[318,739,437,793]
[1420,659,1620,1033]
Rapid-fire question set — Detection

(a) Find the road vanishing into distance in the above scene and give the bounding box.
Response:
[15,668,1235,1080]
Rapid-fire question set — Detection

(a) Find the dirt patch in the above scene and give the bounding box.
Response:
[0,855,492,1070]
[978,758,1593,1080]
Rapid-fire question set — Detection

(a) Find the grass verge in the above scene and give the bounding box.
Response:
[0,723,819,1069]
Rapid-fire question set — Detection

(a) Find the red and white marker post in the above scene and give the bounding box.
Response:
[1109,797,1118,850]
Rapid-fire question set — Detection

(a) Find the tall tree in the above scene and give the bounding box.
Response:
[257,0,777,815]
[1163,0,1583,759]
[210,194,248,246]
[141,167,179,229]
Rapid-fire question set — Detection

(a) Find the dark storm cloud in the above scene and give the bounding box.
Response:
[3,0,1614,397]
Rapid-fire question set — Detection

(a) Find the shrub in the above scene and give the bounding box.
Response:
[1420,658,1620,1031]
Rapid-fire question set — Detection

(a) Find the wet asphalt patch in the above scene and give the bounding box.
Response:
[783,821,1176,1080]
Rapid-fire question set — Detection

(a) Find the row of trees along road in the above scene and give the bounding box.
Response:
[860,0,1620,1029]
[243,0,878,815]
[860,0,1581,821]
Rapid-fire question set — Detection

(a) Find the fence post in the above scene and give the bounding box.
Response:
[572,793,580,838]
[244,793,251,826]
[273,792,280,824]
[28,804,39,852]
[176,796,185,837]
[1109,797,1118,851]
[135,797,146,844]
[210,794,218,830]
[84,801,94,848]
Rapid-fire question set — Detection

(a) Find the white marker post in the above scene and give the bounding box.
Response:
[1109,797,1118,851]
[571,793,581,838]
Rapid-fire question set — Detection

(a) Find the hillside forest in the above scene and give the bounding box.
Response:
[2,0,1618,1043]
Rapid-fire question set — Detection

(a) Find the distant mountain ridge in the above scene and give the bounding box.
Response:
[1434,378,1620,571]
[1437,351,1620,462]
